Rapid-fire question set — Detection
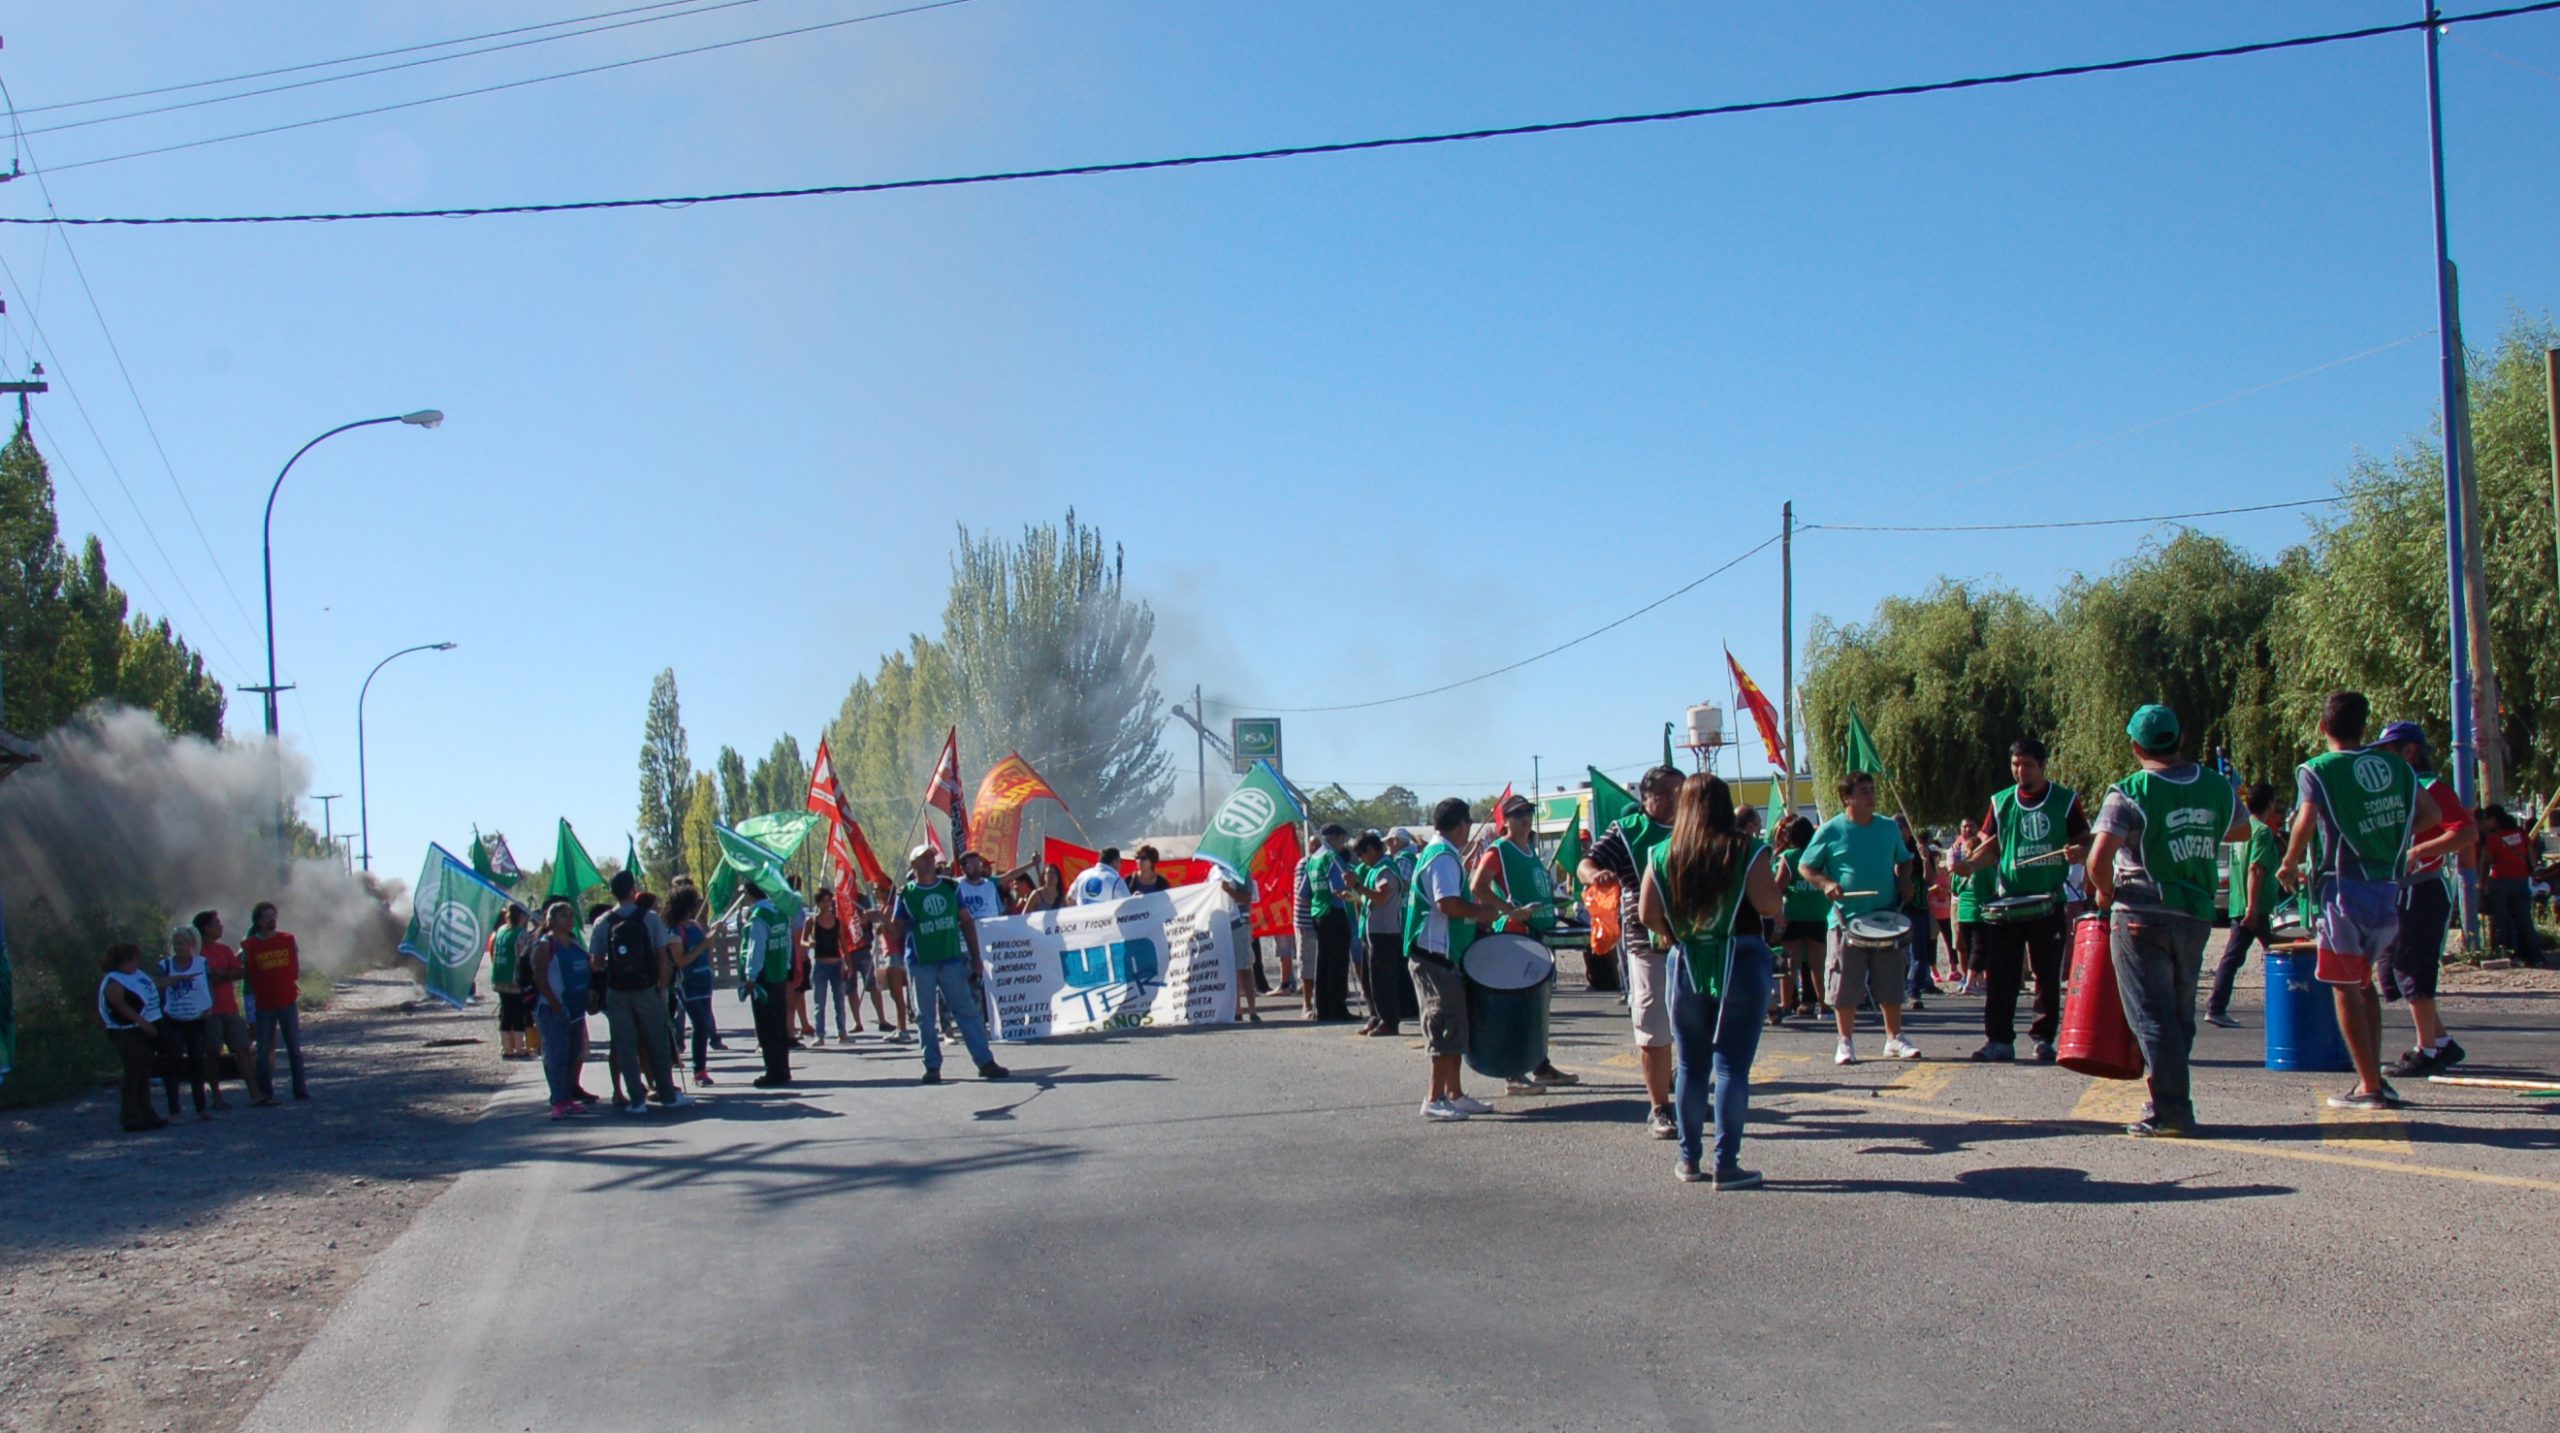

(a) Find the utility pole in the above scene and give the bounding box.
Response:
[313,793,343,850]
[1194,683,1207,832]
[2423,4,2483,939]
[0,361,45,433]
[1780,501,1796,818]
[2546,347,2560,656]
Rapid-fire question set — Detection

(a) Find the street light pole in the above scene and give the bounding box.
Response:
[358,642,457,873]
[259,410,444,740]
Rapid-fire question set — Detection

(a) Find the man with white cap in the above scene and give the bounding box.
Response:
[886,844,1009,1085]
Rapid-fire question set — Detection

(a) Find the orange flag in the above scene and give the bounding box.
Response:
[970,752,1068,870]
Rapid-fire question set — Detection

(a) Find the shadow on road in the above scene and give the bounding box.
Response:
[1775,1164,2296,1204]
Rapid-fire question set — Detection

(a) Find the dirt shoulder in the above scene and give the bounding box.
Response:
[0,974,519,1433]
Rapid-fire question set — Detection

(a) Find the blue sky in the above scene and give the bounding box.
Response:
[2,1,2555,872]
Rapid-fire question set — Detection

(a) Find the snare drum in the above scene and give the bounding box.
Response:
[1843,911,1913,950]
[1981,894,2058,924]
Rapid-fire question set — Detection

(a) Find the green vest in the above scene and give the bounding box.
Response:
[1306,846,1344,918]
[748,902,792,983]
[1403,839,1477,969]
[2301,748,2418,882]
[2110,766,2236,920]
[1486,837,1557,934]
[1777,848,1832,925]
[489,925,520,986]
[1647,837,1767,998]
[1993,783,2076,902]
[1954,863,1996,922]
[898,878,968,965]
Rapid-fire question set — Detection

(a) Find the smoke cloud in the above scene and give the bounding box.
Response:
[0,705,403,975]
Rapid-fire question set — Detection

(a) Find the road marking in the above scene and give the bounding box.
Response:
[1780,1090,2560,1194]
[1882,1064,1957,1102]
[2316,1104,2415,1156]
[2068,1078,2150,1125]
[1600,1051,1640,1070]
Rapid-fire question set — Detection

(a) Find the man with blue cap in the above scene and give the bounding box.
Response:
[2369,719,2476,1079]
[2086,703,2245,1137]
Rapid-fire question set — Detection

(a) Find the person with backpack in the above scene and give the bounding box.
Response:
[586,872,689,1112]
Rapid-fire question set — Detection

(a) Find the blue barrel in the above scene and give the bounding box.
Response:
[1461,934,1554,1080]
[2264,950,2352,1072]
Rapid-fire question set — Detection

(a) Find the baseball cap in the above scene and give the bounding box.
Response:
[907,843,936,862]
[1500,792,1535,816]
[2125,704,2181,752]
[2376,720,2429,750]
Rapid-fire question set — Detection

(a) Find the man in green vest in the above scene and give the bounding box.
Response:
[886,844,1009,1086]
[740,881,796,1088]
[2087,704,2246,1137]
[1951,737,2090,1063]
[1407,797,1537,1122]
[1472,793,1580,1094]
[1579,767,1685,1138]
[2204,784,2288,1028]
[2277,691,2419,1111]
[1305,823,1357,1022]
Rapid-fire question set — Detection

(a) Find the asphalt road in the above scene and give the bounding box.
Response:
[252,976,2560,1432]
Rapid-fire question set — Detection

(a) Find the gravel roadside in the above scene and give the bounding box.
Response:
[0,974,520,1433]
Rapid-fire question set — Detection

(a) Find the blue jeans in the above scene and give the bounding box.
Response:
[536,1002,584,1107]
[910,959,995,1073]
[809,961,852,1040]
[253,1003,307,1100]
[682,993,715,1071]
[1669,937,1773,1171]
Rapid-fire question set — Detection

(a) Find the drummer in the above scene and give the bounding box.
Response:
[1950,737,2090,1063]
[1797,771,1920,1065]
[1473,793,1582,1094]
[1579,766,1686,1141]
[1408,797,1540,1122]
[2085,704,2245,1137]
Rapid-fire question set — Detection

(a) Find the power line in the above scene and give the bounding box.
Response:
[12,1,2559,224]
[1204,534,1781,715]
[18,0,786,138]
[13,0,745,115]
[32,0,981,176]
[1800,496,2344,534]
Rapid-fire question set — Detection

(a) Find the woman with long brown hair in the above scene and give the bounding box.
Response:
[1639,773,1784,1189]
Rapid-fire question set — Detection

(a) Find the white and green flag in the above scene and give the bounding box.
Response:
[399,844,516,1009]
[709,823,803,922]
[1196,759,1306,881]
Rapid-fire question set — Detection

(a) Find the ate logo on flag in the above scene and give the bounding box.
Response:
[1215,790,1275,839]
[425,901,484,969]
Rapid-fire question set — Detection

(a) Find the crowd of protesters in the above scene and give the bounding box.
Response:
[96,901,310,1133]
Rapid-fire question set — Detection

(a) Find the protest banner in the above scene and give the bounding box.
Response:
[978,882,1237,1040]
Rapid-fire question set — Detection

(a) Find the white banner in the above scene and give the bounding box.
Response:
[978,882,1238,1040]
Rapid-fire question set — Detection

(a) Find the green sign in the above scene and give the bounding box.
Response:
[1230,717,1282,774]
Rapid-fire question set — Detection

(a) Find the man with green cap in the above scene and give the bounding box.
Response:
[2086,704,2245,1137]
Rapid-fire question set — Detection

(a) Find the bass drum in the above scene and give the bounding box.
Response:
[1462,933,1555,1081]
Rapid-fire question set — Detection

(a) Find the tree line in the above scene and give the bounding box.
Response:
[1804,317,2558,822]
[631,511,1174,882]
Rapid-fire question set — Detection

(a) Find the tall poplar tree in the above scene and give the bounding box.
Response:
[636,668,694,877]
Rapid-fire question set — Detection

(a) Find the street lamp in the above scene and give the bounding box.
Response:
[258,410,444,739]
[358,641,456,873]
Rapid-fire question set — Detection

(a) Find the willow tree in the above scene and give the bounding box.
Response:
[942,511,1171,838]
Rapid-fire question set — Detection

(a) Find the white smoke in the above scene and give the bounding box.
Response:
[0,705,404,974]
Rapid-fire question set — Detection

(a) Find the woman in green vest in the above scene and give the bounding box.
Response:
[1638,773,1784,1189]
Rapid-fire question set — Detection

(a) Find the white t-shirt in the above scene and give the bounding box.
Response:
[1414,848,1466,956]
[955,877,1006,922]
[1072,866,1130,905]
[158,955,213,1021]
[99,969,160,1028]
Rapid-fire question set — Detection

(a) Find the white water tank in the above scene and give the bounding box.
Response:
[1685,703,1723,750]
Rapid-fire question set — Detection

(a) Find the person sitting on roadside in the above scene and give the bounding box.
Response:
[98,942,168,1133]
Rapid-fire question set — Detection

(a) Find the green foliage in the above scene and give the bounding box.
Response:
[635,668,693,878]
[1803,314,2559,816]
[826,635,955,853]
[714,745,749,824]
[680,772,722,890]
[1304,783,1423,834]
[0,429,224,739]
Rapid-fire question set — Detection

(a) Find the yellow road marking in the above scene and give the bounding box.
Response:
[2316,1104,2415,1156]
[1600,1051,1641,1070]
[1758,1051,1814,1070]
[1883,1064,1957,1102]
[1780,1091,2560,1194]
[2068,1078,2150,1125]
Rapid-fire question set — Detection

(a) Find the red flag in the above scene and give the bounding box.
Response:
[1493,782,1514,824]
[923,727,967,852]
[807,737,889,888]
[1726,649,1788,768]
[1249,825,1302,939]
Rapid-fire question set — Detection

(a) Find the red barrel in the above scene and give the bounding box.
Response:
[2056,913,2144,1080]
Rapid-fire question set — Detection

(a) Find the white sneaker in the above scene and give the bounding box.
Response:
[1449,1094,1495,1115]
[1420,1099,1468,1122]
[1882,1037,1922,1061]
[662,1091,697,1108]
[1834,1040,1859,1066]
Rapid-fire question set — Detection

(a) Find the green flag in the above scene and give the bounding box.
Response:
[710,823,803,922]
[1554,804,1587,901]
[470,827,492,880]
[1588,766,1636,835]
[733,811,820,863]
[1197,759,1306,879]
[400,844,515,1009]
[624,834,646,888]
[547,819,606,904]
[1664,722,1678,772]
[1844,706,1890,779]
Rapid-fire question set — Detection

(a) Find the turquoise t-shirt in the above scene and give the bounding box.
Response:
[1799,814,1911,929]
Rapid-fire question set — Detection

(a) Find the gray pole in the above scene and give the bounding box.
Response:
[2546,348,2560,655]
[1781,500,1795,816]
[1195,683,1207,832]
[2422,6,2477,814]
[357,642,456,872]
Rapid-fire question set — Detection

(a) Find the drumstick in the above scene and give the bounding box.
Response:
[2013,849,2073,867]
[1834,890,1880,899]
